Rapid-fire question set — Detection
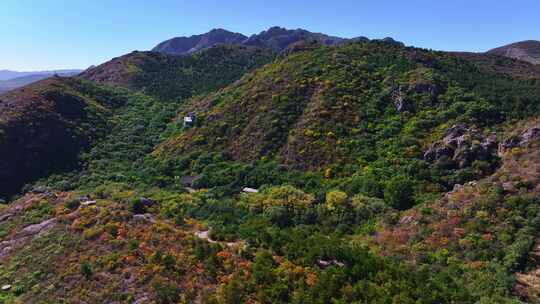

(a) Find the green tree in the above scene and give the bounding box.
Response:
[80,261,93,280]
[384,175,414,210]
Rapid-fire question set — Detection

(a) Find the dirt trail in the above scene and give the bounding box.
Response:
[193,229,242,248]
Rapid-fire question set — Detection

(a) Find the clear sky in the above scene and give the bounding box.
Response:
[1,0,538,71]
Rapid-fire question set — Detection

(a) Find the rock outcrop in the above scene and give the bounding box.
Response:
[499,123,540,154]
[0,218,56,258]
[424,124,498,169]
[390,68,446,112]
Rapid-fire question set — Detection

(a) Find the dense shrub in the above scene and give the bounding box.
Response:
[384,175,415,210]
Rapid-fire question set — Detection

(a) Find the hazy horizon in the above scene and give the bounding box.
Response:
[1,0,539,71]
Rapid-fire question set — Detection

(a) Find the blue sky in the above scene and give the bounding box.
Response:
[1,0,538,71]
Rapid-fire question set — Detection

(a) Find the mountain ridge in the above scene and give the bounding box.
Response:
[152,28,248,55]
[487,40,540,65]
[152,26,372,56]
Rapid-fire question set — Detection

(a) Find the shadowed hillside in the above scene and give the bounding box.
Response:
[0,77,127,198]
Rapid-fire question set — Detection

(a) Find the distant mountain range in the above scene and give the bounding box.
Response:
[0,69,82,81]
[0,69,82,93]
[153,28,540,69]
[152,26,374,56]
[487,40,540,65]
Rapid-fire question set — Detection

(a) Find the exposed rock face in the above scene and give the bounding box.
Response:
[18,218,56,237]
[391,86,409,112]
[391,79,444,112]
[499,123,540,154]
[424,124,498,169]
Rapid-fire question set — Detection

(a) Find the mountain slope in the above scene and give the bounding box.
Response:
[453,51,540,80]
[2,32,540,304]
[372,119,540,302]
[81,45,275,100]
[0,77,127,198]
[487,40,540,65]
[0,44,275,198]
[151,28,247,56]
[155,41,540,175]
[0,191,248,303]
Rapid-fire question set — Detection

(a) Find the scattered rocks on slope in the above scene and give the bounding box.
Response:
[499,123,540,154]
[0,218,57,258]
[17,218,57,237]
[133,213,155,223]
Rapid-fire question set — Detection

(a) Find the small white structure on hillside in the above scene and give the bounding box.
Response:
[183,112,197,128]
[183,116,194,127]
[242,187,259,194]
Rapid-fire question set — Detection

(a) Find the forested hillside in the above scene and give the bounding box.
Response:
[1,38,540,303]
[0,45,274,199]
[81,45,275,100]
